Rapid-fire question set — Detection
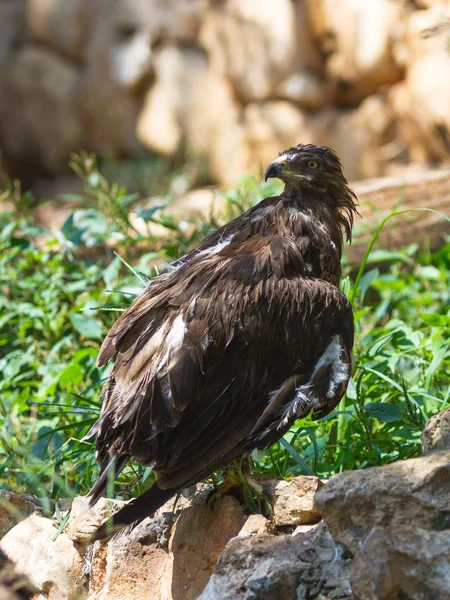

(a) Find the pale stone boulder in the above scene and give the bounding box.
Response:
[2,46,83,172]
[0,1,25,65]
[309,95,395,180]
[26,0,93,62]
[256,476,323,527]
[161,496,247,600]
[270,476,323,527]
[315,449,450,554]
[137,44,208,155]
[421,408,450,454]
[65,496,125,544]
[274,72,328,111]
[351,526,450,599]
[390,7,450,163]
[0,513,84,600]
[243,100,319,180]
[307,0,405,103]
[199,522,352,600]
[0,491,36,539]
[199,0,322,103]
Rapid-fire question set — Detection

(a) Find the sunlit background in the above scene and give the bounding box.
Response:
[0,0,449,522]
[1,0,450,201]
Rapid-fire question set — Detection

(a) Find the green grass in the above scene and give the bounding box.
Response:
[0,154,449,508]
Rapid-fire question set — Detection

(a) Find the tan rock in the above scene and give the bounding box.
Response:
[414,0,450,7]
[65,496,124,544]
[307,0,404,103]
[270,476,323,527]
[243,101,313,176]
[85,485,211,599]
[309,95,395,180]
[0,547,36,600]
[315,449,450,554]
[421,408,450,454]
[390,8,450,163]
[87,516,173,600]
[26,0,93,62]
[1,46,82,172]
[137,44,207,155]
[161,495,247,600]
[351,526,450,600]
[142,0,208,43]
[274,72,328,111]
[199,522,352,600]
[0,513,84,600]
[0,491,36,539]
[0,1,25,65]
[199,0,322,103]
[238,514,270,537]
[81,3,144,157]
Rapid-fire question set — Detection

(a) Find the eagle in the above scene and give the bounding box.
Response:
[85,144,359,540]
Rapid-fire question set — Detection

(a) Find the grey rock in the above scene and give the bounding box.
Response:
[352,526,450,600]
[0,491,37,539]
[315,449,450,554]
[421,408,450,454]
[199,522,352,600]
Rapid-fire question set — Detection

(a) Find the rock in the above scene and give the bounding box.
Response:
[137,44,208,155]
[65,496,125,544]
[238,514,270,537]
[310,95,395,180]
[1,46,83,173]
[0,491,37,539]
[274,72,328,111]
[422,408,450,454]
[161,496,247,600]
[0,1,26,65]
[0,547,36,600]
[86,513,175,600]
[315,449,450,554]
[307,0,404,104]
[414,0,450,7]
[199,522,352,600]
[142,0,208,44]
[0,513,84,600]
[26,0,93,62]
[80,1,145,157]
[351,526,450,600]
[243,101,313,176]
[199,0,322,103]
[262,476,323,527]
[244,95,394,182]
[389,7,450,163]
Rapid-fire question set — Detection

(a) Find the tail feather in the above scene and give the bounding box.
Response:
[87,454,130,508]
[91,483,181,542]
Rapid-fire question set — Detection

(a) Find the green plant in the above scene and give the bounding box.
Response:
[0,158,449,508]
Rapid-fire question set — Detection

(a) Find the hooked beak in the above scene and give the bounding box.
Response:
[264,161,284,182]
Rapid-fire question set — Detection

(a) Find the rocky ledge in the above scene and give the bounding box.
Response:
[1,411,450,599]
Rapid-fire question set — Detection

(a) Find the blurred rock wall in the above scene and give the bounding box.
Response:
[0,0,449,186]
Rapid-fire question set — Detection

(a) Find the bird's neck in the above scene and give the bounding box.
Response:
[284,187,345,252]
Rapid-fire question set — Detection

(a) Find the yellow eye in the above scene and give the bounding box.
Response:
[308,160,318,169]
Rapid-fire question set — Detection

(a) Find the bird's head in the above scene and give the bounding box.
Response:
[265,143,359,241]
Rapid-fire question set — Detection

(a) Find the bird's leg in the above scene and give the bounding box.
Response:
[207,456,273,517]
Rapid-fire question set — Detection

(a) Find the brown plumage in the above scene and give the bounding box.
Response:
[85,144,359,540]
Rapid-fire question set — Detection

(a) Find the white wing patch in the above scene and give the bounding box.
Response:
[166,314,187,352]
[313,335,349,398]
[275,335,349,429]
[196,236,232,258]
